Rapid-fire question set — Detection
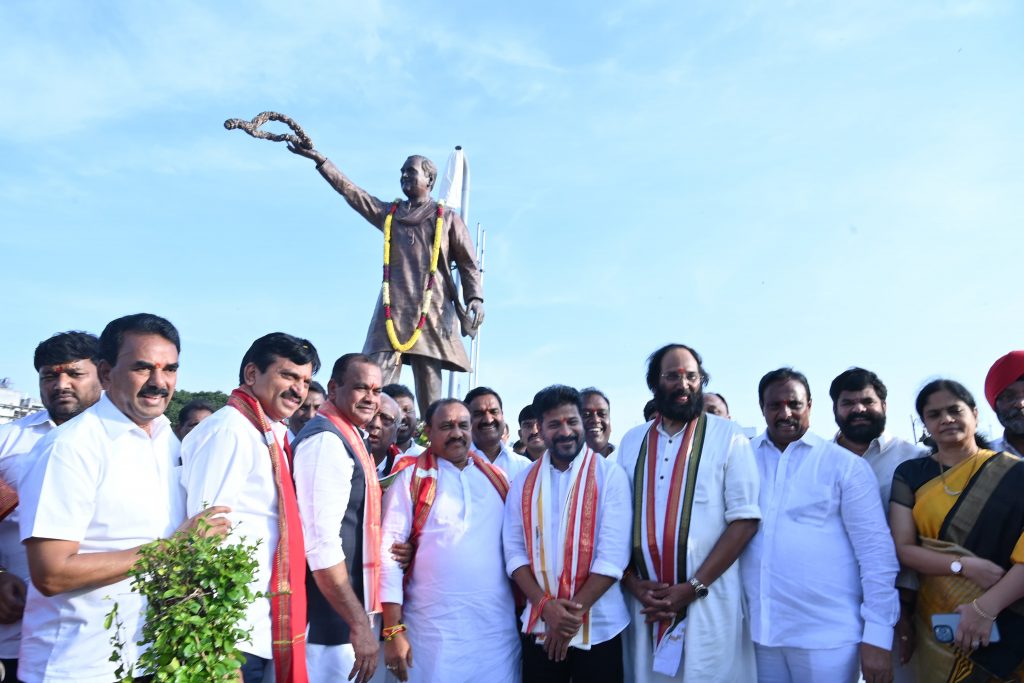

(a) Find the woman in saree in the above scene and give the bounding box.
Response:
[890,379,1024,682]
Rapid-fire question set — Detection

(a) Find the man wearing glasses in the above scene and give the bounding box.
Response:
[617,343,762,682]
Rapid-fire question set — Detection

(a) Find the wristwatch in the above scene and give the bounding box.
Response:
[950,558,963,575]
[688,577,709,599]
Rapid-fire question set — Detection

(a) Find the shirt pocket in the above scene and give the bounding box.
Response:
[786,484,835,526]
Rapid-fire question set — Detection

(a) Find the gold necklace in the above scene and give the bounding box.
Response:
[937,451,979,496]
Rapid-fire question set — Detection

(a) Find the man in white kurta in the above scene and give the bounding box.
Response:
[618,344,761,683]
[379,399,520,683]
[0,331,103,680]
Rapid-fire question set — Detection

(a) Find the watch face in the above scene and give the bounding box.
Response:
[951,560,963,574]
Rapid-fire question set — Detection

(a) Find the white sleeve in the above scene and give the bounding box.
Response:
[294,433,354,571]
[20,439,99,542]
[723,428,762,523]
[503,469,531,577]
[180,425,252,527]
[590,462,632,579]
[379,469,413,605]
[840,453,900,650]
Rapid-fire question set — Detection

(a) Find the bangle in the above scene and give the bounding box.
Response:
[971,600,997,621]
[382,623,406,641]
[536,594,554,618]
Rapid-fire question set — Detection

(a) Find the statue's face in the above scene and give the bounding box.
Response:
[400,158,431,200]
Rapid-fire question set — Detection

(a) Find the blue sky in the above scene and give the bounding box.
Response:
[2,0,1021,441]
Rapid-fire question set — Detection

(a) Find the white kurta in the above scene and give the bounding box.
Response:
[617,416,762,683]
[380,458,520,683]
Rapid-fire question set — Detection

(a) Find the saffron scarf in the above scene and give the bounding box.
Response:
[316,401,384,616]
[630,415,707,648]
[390,448,509,582]
[521,446,600,649]
[227,388,308,683]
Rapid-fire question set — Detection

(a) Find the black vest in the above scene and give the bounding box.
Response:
[291,414,367,646]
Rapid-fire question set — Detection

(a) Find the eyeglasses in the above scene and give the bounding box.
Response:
[660,369,701,384]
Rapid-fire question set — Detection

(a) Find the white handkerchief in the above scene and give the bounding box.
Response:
[653,619,686,677]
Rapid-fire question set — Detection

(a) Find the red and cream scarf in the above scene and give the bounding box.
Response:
[316,401,383,616]
[630,415,707,649]
[521,446,600,649]
[227,388,308,683]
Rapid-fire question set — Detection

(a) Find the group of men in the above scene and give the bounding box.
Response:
[1,316,1023,683]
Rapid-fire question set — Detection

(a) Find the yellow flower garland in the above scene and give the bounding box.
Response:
[382,200,445,353]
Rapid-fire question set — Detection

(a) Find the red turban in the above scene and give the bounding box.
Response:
[984,351,1024,409]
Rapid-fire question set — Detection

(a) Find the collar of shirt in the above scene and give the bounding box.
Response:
[832,430,901,457]
[751,429,822,454]
[471,440,511,461]
[94,393,171,441]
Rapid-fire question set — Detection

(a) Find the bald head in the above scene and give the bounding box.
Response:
[367,392,401,461]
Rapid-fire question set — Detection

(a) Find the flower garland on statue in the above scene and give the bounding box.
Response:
[381,200,445,353]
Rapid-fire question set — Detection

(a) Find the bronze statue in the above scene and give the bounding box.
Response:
[285,137,484,415]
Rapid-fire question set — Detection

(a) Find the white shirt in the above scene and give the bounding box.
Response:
[741,431,899,651]
[293,432,354,572]
[471,440,532,480]
[832,432,927,510]
[990,433,1024,458]
[180,406,285,660]
[0,410,54,658]
[18,395,184,683]
[503,451,632,646]
[399,441,425,457]
[381,457,519,682]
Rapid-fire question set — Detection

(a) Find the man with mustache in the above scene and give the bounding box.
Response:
[829,368,924,682]
[617,343,761,683]
[288,381,325,443]
[581,388,616,458]
[984,351,1024,458]
[380,399,520,682]
[366,393,402,477]
[504,385,631,682]
[517,405,546,462]
[0,332,102,682]
[383,385,424,457]
[18,314,229,683]
[290,354,387,683]
[466,386,531,479]
[182,332,320,683]
[742,368,899,683]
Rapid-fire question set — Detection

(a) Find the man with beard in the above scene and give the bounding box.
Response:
[984,351,1024,457]
[518,405,546,462]
[618,343,761,683]
[19,314,229,683]
[381,399,520,682]
[291,354,385,683]
[742,368,899,683]
[182,333,320,683]
[383,385,424,457]
[288,381,326,443]
[504,385,631,682]
[581,388,616,458]
[0,332,102,681]
[466,386,531,479]
[829,368,923,682]
[366,393,402,478]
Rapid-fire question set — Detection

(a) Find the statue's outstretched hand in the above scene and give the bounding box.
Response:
[467,299,485,331]
[287,142,326,165]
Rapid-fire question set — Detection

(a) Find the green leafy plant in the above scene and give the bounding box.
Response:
[106,521,261,682]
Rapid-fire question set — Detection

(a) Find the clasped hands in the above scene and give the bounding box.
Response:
[540,598,585,663]
[630,577,694,623]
